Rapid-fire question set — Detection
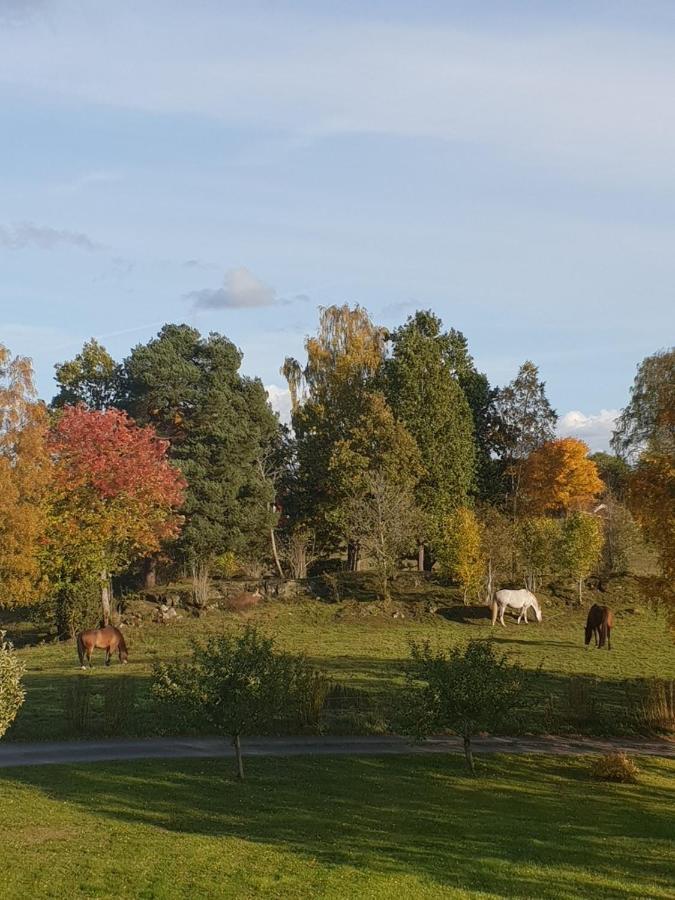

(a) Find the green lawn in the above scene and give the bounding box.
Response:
[0,754,673,899]
[6,579,675,741]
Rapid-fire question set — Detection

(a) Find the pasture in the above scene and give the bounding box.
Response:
[5,576,675,742]
[0,753,673,899]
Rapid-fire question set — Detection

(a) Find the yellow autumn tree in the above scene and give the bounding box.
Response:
[438,507,485,604]
[0,346,51,608]
[521,437,604,516]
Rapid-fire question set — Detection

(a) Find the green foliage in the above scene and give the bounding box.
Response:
[591,752,640,784]
[612,347,674,461]
[405,639,524,772]
[599,498,642,578]
[0,630,25,738]
[52,578,102,638]
[123,324,279,567]
[590,452,630,499]
[559,513,603,602]
[52,338,121,410]
[386,311,476,530]
[516,516,562,591]
[152,626,326,777]
[495,361,557,514]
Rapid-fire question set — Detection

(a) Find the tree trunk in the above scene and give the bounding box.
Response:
[144,556,157,589]
[578,576,583,605]
[270,528,284,579]
[347,541,360,572]
[463,730,475,775]
[101,571,111,626]
[417,542,425,572]
[233,733,244,780]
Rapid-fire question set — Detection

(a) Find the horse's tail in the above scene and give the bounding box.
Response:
[76,632,85,666]
[116,629,128,661]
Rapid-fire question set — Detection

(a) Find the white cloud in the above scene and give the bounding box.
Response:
[187,267,276,310]
[0,222,100,251]
[265,383,292,424]
[557,409,619,452]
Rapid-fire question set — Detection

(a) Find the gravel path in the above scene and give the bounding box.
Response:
[0,734,672,769]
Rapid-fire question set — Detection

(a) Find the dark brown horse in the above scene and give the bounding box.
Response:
[77,626,128,668]
[584,604,613,650]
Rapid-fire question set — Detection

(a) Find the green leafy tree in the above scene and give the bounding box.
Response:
[598,498,642,579]
[495,361,557,516]
[516,517,562,592]
[611,348,674,461]
[405,640,524,774]
[122,325,279,581]
[589,452,630,500]
[152,627,326,779]
[282,305,389,566]
[341,471,421,601]
[478,504,516,601]
[52,339,121,410]
[559,512,603,603]
[385,311,476,566]
[0,631,25,739]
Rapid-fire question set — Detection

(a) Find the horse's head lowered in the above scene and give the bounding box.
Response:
[534,602,543,624]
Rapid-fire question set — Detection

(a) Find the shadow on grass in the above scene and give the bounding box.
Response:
[2,754,673,898]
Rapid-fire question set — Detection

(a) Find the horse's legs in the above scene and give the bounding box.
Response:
[500,606,506,627]
[491,602,498,627]
[105,647,111,667]
[86,648,92,668]
[606,627,611,651]
[523,607,529,624]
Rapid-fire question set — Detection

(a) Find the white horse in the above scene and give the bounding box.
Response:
[491,589,542,627]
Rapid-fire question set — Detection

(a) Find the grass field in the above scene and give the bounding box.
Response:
[5,575,675,742]
[0,753,673,899]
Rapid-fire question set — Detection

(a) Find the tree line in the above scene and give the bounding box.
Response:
[0,308,672,630]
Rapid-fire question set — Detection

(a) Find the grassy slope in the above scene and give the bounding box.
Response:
[6,578,675,741]
[1,754,673,899]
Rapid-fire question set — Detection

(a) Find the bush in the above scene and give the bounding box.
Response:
[591,752,640,784]
[0,631,25,739]
[211,552,241,579]
[54,579,102,637]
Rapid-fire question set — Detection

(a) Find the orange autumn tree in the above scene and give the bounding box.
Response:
[0,346,51,608]
[521,437,604,516]
[48,406,186,624]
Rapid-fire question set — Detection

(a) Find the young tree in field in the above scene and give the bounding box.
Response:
[598,497,642,579]
[48,407,186,624]
[282,305,388,566]
[611,347,674,461]
[521,438,604,516]
[516,517,562,592]
[0,346,51,609]
[385,311,476,567]
[494,361,557,516]
[0,631,25,739]
[52,338,121,410]
[152,627,325,779]
[559,513,603,603]
[405,640,523,774]
[478,504,516,601]
[342,471,421,601]
[123,325,279,590]
[437,507,485,604]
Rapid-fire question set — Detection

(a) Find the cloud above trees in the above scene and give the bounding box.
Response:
[0,222,100,251]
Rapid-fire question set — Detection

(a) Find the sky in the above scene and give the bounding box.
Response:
[2,2,674,450]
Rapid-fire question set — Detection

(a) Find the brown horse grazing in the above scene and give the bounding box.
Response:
[584,604,614,650]
[77,626,128,669]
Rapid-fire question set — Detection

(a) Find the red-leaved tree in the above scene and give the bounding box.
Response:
[48,406,186,623]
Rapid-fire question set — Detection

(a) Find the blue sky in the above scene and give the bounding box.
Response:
[2,1,674,449]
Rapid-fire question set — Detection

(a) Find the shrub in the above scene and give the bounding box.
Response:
[211,552,240,579]
[0,631,25,739]
[152,626,327,779]
[54,579,102,638]
[591,752,640,784]
[405,639,526,774]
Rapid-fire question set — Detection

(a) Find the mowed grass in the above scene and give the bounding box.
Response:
[6,580,675,741]
[0,753,673,899]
